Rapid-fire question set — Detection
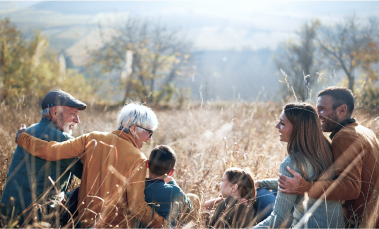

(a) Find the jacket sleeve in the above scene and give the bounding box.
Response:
[168,180,193,221]
[126,158,166,228]
[254,160,298,228]
[257,179,278,191]
[297,134,362,200]
[17,132,88,161]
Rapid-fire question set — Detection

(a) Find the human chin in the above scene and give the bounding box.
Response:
[322,119,337,132]
[62,122,75,135]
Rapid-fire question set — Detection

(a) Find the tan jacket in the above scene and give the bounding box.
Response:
[17,130,166,228]
[297,122,379,227]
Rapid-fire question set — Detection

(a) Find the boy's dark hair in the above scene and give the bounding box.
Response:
[318,86,354,114]
[148,145,176,176]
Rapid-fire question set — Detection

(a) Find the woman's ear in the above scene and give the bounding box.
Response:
[146,160,149,169]
[130,125,136,136]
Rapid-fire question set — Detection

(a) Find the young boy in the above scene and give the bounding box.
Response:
[144,145,192,226]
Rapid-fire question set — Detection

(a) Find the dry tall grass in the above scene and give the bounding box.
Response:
[1,97,379,227]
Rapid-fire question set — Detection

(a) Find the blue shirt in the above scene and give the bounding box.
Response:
[0,118,83,221]
[144,178,192,225]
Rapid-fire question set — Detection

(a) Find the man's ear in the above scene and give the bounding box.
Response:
[146,160,149,169]
[168,168,175,176]
[50,107,57,119]
[336,104,348,119]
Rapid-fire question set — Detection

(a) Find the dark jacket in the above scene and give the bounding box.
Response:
[0,118,82,222]
[209,196,257,228]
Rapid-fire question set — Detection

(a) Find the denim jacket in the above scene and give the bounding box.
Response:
[0,118,83,221]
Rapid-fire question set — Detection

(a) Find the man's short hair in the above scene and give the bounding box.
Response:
[41,107,51,117]
[148,145,176,176]
[318,86,354,114]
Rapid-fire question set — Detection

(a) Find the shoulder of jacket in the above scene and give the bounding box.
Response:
[281,155,292,164]
[333,125,359,142]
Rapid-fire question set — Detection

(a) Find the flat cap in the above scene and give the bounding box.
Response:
[41,89,87,110]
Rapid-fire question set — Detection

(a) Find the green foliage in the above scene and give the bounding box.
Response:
[0,18,95,104]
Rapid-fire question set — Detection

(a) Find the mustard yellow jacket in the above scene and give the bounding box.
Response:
[17,130,165,228]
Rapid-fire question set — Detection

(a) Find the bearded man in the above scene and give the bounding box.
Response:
[278,86,379,227]
[0,90,86,226]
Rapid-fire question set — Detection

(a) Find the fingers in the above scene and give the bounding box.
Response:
[278,173,287,181]
[254,181,260,188]
[15,124,26,143]
[278,186,291,194]
[287,166,301,177]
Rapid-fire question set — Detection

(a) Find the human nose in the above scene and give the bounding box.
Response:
[317,109,322,117]
[74,115,80,124]
[275,121,280,129]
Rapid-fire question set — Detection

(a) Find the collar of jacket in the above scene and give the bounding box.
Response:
[111,130,139,149]
[329,118,356,140]
[40,117,64,132]
[41,117,65,132]
[146,178,165,183]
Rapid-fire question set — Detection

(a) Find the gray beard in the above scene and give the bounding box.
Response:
[57,112,73,135]
[62,123,73,135]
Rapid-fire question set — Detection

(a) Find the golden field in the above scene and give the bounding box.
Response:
[1,97,379,227]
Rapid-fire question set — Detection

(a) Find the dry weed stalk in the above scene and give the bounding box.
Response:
[2,95,379,227]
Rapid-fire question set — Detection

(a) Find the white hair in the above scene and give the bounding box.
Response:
[117,103,159,132]
[41,107,52,118]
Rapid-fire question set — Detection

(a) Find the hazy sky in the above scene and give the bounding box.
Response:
[1,1,379,50]
[1,1,378,100]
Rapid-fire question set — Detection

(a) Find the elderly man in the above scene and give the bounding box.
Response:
[0,90,86,225]
[278,86,379,227]
[15,103,166,228]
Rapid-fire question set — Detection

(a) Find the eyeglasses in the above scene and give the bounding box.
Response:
[136,125,153,138]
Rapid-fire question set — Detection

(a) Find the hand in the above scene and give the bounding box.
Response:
[202,196,223,210]
[164,176,174,183]
[254,181,260,189]
[15,124,26,143]
[278,166,302,194]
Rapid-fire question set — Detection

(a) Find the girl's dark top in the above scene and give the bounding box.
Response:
[209,196,260,228]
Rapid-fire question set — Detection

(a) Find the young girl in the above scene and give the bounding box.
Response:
[204,168,263,228]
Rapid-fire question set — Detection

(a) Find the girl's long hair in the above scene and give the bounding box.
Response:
[225,168,255,199]
[209,168,257,228]
[284,103,334,181]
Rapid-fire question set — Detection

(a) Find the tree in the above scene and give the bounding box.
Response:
[317,15,379,92]
[275,20,322,101]
[0,18,95,104]
[89,17,194,106]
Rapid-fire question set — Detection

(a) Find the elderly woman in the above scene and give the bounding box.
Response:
[15,103,166,228]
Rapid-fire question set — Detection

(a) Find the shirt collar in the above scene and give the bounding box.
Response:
[329,118,356,140]
[41,117,64,132]
[146,178,165,183]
